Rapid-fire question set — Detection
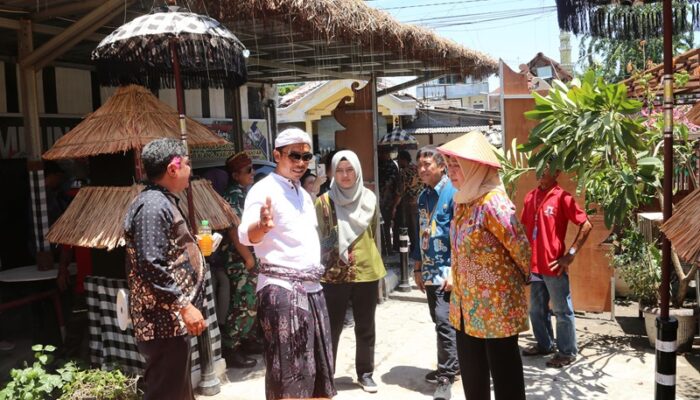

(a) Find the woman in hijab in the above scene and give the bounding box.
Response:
[437,132,531,400]
[316,150,386,394]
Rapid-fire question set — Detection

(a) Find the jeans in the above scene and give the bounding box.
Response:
[425,285,459,380]
[323,280,379,377]
[529,273,577,357]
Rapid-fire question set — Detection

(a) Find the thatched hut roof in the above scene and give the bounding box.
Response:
[661,188,700,263]
[194,0,498,80]
[46,179,239,250]
[42,84,228,160]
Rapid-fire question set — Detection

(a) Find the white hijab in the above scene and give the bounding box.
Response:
[328,150,377,263]
[454,157,504,204]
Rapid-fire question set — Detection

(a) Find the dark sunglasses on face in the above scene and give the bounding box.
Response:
[285,151,314,162]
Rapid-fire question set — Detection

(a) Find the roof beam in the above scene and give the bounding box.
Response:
[247,56,369,81]
[0,16,105,41]
[19,0,132,69]
[377,72,447,97]
[31,0,104,21]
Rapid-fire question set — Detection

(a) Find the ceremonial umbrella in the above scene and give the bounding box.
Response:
[378,129,419,150]
[91,4,248,228]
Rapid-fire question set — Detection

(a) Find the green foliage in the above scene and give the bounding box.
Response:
[577,29,694,82]
[520,71,649,228]
[277,83,303,97]
[0,345,139,400]
[495,138,534,198]
[0,345,64,400]
[59,368,139,400]
[611,225,662,307]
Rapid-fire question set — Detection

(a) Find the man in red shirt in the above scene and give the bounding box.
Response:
[520,167,592,368]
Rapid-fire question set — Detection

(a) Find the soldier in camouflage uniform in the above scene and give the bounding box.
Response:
[221,152,259,368]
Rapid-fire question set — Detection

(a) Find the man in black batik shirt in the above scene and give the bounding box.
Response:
[123,138,207,400]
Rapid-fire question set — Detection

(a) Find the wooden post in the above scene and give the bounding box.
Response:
[655,1,677,399]
[19,19,52,269]
[370,74,381,257]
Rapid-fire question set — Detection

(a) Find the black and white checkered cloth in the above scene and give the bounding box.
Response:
[29,169,50,252]
[85,269,222,375]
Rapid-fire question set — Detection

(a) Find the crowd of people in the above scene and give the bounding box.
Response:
[123,126,592,400]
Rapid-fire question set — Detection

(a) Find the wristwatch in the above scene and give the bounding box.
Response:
[568,247,577,256]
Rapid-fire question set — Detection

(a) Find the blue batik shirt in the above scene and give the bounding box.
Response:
[410,175,456,286]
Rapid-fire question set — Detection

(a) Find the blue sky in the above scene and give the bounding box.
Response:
[366,0,577,89]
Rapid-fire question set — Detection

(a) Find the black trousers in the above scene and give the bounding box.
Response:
[137,335,194,400]
[322,280,379,377]
[426,286,459,380]
[456,330,525,400]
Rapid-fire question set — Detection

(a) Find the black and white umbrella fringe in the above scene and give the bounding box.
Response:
[556,0,700,40]
[93,36,247,89]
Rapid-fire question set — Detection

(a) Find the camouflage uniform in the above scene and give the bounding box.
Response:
[221,182,258,350]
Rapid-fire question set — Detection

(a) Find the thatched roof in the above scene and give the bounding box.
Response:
[661,188,700,263]
[46,180,239,250]
[195,0,498,80]
[42,84,228,160]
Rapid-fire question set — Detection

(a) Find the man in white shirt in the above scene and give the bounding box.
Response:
[238,128,336,400]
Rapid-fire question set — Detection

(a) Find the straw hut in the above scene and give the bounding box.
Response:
[43,84,228,160]
[43,84,240,249]
[46,180,239,250]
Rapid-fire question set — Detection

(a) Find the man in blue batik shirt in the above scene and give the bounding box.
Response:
[410,146,459,400]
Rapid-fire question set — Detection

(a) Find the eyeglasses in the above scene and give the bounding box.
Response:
[284,151,314,162]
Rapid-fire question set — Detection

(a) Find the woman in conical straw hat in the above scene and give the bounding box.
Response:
[437,131,531,400]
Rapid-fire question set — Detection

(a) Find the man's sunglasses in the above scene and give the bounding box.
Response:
[284,151,314,162]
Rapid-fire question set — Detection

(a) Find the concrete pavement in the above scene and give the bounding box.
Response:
[202,288,700,400]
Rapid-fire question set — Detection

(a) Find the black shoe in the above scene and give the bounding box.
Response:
[358,373,378,393]
[241,339,264,355]
[227,351,257,368]
[433,377,452,400]
[425,370,439,384]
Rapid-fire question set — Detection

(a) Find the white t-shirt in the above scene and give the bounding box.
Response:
[238,172,322,293]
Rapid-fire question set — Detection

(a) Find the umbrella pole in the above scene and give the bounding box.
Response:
[170,40,221,396]
[656,1,677,399]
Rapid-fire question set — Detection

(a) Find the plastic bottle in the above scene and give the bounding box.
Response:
[198,220,213,257]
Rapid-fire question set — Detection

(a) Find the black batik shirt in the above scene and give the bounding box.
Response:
[124,184,205,342]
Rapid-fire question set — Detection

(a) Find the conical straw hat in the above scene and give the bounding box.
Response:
[436,131,501,168]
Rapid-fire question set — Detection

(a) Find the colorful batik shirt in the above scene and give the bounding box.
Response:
[449,190,531,339]
[124,185,205,342]
[410,175,456,286]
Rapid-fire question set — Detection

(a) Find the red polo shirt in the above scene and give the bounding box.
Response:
[520,184,588,276]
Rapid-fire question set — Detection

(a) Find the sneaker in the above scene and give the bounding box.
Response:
[546,353,576,368]
[425,370,439,383]
[426,369,461,383]
[433,376,452,400]
[358,373,378,393]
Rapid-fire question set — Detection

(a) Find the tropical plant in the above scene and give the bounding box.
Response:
[0,345,139,400]
[611,224,662,308]
[577,32,695,83]
[519,70,651,229]
[495,138,534,199]
[0,345,65,400]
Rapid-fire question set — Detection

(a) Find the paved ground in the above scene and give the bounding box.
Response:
[203,287,700,400]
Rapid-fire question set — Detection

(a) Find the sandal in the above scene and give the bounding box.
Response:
[546,354,576,368]
[521,345,555,356]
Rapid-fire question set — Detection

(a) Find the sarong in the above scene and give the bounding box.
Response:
[257,283,337,400]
